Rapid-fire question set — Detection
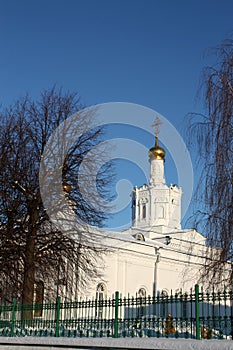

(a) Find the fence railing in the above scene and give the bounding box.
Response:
[0,284,233,339]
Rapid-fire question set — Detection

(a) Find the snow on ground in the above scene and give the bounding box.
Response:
[0,337,233,350]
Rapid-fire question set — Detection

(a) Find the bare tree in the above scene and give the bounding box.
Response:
[188,38,233,286]
[0,87,112,309]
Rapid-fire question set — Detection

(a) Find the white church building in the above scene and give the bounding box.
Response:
[85,134,211,300]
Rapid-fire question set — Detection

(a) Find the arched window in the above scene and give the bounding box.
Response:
[97,282,106,293]
[137,287,147,317]
[96,283,106,318]
[132,199,136,220]
[135,233,145,241]
[142,205,146,219]
[182,293,188,319]
[138,288,146,298]
[160,289,168,318]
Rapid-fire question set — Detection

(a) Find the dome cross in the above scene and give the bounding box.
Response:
[152,116,163,147]
[149,116,165,160]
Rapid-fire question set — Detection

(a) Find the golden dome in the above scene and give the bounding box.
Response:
[63,183,72,193]
[149,137,166,160]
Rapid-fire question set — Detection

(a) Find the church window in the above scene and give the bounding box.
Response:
[160,289,168,318]
[137,287,147,317]
[182,293,188,319]
[142,205,146,219]
[96,282,106,297]
[182,300,188,319]
[132,199,136,220]
[96,283,106,318]
[132,210,135,221]
[138,287,146,298]
[135,233,145,241]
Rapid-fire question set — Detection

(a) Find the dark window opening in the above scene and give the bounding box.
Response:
[142,205,146,218]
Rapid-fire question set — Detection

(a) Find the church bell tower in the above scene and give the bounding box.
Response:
[131,117,182,233]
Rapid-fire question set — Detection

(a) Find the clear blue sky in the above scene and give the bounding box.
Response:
[1,0,232,230]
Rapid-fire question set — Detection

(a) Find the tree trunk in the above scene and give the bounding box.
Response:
[21,231,36,321]
[21,202,38,321]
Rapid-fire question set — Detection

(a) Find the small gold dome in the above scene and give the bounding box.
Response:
[63,183,72,193]
[149,138,165,160]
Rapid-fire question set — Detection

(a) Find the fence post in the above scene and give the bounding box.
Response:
[55,296,61,337]
[10,299,17,337]
[195,284,200,340]
[113,291,119,338]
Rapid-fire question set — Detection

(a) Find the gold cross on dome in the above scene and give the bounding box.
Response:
[152,116,163,145]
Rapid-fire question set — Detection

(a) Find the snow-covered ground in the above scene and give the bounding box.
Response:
[0,337,233,350]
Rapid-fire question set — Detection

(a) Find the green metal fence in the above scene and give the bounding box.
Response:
[0,284,232,339]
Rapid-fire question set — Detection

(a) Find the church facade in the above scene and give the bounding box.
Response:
[85,133,213,300]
